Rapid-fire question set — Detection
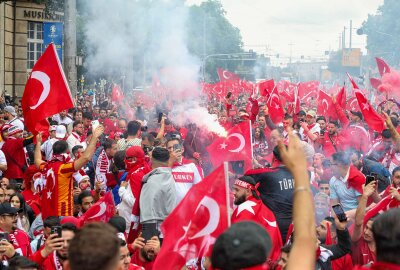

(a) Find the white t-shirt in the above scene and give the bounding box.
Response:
[0,150,7,177]
[41,138,59,161]
[171,162,202,203]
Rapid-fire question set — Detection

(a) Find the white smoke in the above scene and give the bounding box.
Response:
[82,0,226,134]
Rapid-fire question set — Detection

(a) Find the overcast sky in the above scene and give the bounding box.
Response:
[186,0,384,60]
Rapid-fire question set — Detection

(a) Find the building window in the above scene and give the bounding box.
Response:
[27,22,44,70]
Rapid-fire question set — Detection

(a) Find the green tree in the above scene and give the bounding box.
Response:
[187,0,245,82]
[361,0,400,66]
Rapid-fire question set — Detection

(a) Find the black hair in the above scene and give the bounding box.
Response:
[372,208,400,265]
[392,166,400,176]
[72,145,84,156]
[331,152,351,166]
[43,216,61,228]
[8,256,39,270]
[82,111,93,120]
[77,190,93,205]
[316,116,326,122]
[151,147,170,163]
[62,222,77,233]
[113,150,126,170]
[102,139,117,150]
[382,129,392,139]
[323,216,337,231]
[53,140,69,155]
[142,133,155,144]
[73,120,83,129]
[127,120,141,136]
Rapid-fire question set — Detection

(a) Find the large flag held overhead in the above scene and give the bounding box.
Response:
[266,86,285,123]
[375,57,391,76]
[317,90,336,119]
[355,91,385,132]
[78,192,116,227]
[111,84,124,103]
[22,43,74,135]
[153,164,230,270]
[207,121,253,172]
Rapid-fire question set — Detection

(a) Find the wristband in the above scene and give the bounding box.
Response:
[294,186,312,194]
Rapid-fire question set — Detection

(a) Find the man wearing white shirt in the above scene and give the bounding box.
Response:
[41,125,67,161]
[66,120,85,152]
[52,110,73,126]
[167,138,202,203]
[4,106,24,130]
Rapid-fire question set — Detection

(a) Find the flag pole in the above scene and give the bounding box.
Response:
[223,162,231,227]
[248,120,254,165]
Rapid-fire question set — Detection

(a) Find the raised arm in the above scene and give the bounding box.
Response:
[34,133,45,168]
[74,126,104,171]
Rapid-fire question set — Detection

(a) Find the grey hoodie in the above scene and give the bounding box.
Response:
[139,167,177,223]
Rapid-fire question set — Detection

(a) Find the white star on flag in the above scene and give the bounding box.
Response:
[275,104,280,109]
[362,102,370,111]
[220,142,227,149]
[236,200,257,216]
[47,191,52,199]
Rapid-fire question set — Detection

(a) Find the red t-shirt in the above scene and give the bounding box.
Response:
[21,189,41,215]
[131,249,155,270]
[351,237,376,266]
[2,138,26,179]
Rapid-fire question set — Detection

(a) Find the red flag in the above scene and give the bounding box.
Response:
[217,68,240,82]
[375,57,391,76]
[363,189,400,225]
[78,192,116,227]
[153,165,229,270]
[298,81,319,102]
[111,84,124,103]
[267,86,285,123]
[22,43,73,135]
[258,79,274,97]
[346,97,360,112]
[355,91,385,132]
[370,78,382,90]
[317,90,336,119]
[336,87,346,109]
[206,121,253,172]
[346,73,359,89]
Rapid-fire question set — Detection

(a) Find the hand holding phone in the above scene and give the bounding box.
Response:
[173,144,182,152]
[51,226,62,238]
[91,120,100,130]
[365,175,376,186]
[332,204,347,222]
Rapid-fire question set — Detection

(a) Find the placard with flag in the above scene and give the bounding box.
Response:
[153,164,230,270]
[21,43,74,135]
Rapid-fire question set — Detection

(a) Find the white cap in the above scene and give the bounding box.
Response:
[55,125,67,139]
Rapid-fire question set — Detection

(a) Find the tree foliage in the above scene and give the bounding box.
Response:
[361,0,400,66]
[187,0,245,82]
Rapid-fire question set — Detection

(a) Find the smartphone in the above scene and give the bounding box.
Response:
[0,232,9,242]
[91,120,99,130]
[158,112,163,123]
[320,129,325,136]
[365,175,375,186]
[173,144,182,152]
[51,226,62,238]
[141,223,159,242]
[332,204,347,222]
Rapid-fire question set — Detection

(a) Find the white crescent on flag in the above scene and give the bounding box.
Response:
[30,71,51,110]
[189,196,220,239]
[322,99,329,112]
[227,133,245,153]
[223,70,231,80]
[88,202,107,219]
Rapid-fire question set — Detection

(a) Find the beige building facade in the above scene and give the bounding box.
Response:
[0,1,63,99]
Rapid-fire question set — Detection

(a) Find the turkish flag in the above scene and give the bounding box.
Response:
[336,87,346,109]
[22,43,74,135]
[267,86,285,123]
[363,188,400,226]
[317,90,336,119]
[355,91,385,132]
[375,57,391,76]
[346,97,360,112]
[153,165,229,270]
[206,121,253,172]
[111,84,124,103]
[347,72,359,89]
[78,192,116,227]
[298,81,319,101]
[258,79,274,97]
[370,78,382,90]
[217,68,240,82]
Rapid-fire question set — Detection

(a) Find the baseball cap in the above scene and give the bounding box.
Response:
[211,221,272,269]
[297,110,306,116]
[350,111,363,120]
[0,202,18,216]
[306,110,316,118]
[55,125,67,139]
[4,106,17,116]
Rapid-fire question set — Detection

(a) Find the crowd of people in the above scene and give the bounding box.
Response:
[0,77,398,270]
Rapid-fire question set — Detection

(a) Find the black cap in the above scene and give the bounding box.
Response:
[211,221,272,269]
[238,175,256,186]
[151,147,170,163]
[0,203,18,215]
[297,110,306,116]
[108,216,126,233]
[350,111,363,120]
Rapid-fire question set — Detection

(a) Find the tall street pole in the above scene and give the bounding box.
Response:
[64,0,77,98]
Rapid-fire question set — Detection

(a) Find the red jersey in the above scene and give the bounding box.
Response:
[353,262,400,270]
[131,249,155,270]
[351,237,376,266]
[2,138,27,179]
[1,228,32,257]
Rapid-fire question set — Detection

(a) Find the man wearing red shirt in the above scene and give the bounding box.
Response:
[351,181,378,266]
[131,235,160,270]
[98,108,116,135]
[318,121,345,157]
[1,125,34,182]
